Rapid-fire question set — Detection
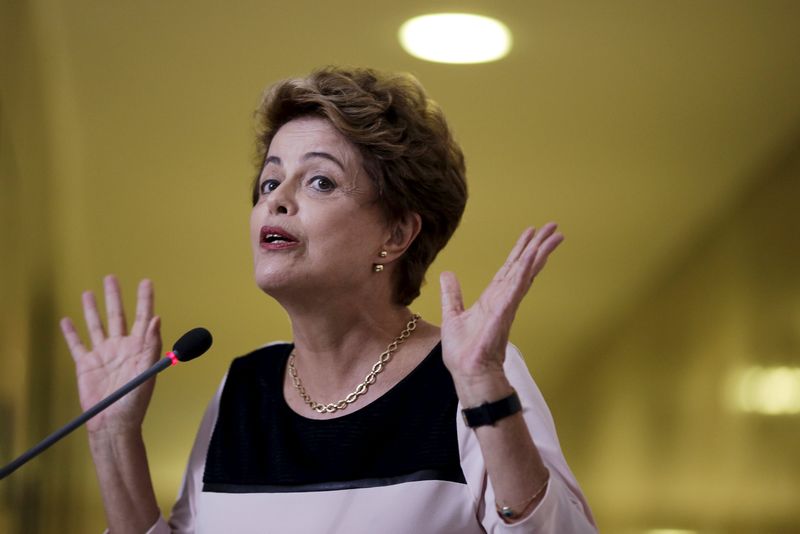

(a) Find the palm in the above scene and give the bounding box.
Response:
[61,276,161,434]
[73,338,158,429]
[440,224,563,380]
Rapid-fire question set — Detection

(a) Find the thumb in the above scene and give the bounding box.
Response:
[440,271,465,319]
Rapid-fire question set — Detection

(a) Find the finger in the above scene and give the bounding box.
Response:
[82,290,106,348]
[130,279,154,340]
[503,223,558,286]
[528,222,558,252]
[507,227,537,264]
[495,227,536,281]
[527,232,564,280]
[143,316,163,365]
[60,317,88,361]
[440,271,465,318]
[104,275,127,337]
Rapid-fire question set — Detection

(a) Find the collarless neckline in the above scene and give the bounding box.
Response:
[279,341,443,423]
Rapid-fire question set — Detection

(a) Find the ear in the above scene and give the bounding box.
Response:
[382,212,422,261]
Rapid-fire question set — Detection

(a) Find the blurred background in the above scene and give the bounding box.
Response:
[2,1,799,532]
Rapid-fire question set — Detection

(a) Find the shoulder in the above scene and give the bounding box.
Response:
[503,342,529,374]
[502,342,540,396]
[501,342,558,436]
[234,340,293,360]
[219,342,293,402]
[228,341,293,371]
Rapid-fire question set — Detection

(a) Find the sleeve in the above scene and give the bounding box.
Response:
[457,343,598,534]
[139,375,227,534]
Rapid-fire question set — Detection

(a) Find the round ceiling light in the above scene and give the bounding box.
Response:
[399,13,512,64]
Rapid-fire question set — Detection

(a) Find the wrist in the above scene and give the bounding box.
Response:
[452,371,514,407]
[462,390,521,428]
[88,426,144,450]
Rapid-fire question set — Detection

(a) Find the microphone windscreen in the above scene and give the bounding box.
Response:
[172,327,213,362]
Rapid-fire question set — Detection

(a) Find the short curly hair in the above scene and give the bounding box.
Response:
[251,67,468,305]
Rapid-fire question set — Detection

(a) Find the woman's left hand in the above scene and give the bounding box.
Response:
[440,223,564,403]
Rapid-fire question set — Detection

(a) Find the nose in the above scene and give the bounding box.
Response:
[266,180,298,216]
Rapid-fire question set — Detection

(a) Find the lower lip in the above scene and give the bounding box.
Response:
[260,241,300,251]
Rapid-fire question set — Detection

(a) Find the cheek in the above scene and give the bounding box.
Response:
[249,206,263,247]
[320,211,385,256]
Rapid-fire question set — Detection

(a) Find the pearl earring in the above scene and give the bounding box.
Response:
[373,250,388,272]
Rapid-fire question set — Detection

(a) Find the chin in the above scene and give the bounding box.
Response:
[254,270,291,295]
[253,267,319,304]
[252,252,300,290]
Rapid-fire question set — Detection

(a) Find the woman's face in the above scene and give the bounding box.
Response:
[250,116,389,301]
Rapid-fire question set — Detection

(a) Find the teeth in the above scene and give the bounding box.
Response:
[266,234,289,243]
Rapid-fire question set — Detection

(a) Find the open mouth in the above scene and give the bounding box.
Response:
[260,226,299,247]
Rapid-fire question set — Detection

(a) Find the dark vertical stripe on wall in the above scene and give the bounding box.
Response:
[23,283,60,534]
[0,0,68,531]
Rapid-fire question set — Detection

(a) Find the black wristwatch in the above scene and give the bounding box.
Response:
[461,391,522,428]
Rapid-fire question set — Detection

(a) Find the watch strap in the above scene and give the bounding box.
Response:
[461,391,522,428]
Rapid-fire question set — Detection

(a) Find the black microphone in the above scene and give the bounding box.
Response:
[0,327,213,480]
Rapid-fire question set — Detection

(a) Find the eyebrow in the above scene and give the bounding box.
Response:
[303,151,345,171]
[263,152,345,171]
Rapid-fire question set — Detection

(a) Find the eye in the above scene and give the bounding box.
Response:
[259,179,280,195]
[309,175,336,192]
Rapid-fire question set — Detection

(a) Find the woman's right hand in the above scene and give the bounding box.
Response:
[60,275,162,436]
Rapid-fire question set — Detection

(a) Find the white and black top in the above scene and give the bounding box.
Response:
[143,343,597,534]
[204,342,466,493]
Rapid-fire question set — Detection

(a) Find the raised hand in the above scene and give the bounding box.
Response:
[439,223,564,399]
[60,275,162,435]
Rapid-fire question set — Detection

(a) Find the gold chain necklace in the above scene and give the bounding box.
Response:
[288,314,421,414]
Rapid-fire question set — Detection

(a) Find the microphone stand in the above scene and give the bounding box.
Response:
[0,356,174,480]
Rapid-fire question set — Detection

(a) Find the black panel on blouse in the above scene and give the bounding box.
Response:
[202,342,466,493]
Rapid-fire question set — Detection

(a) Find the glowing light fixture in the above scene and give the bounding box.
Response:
[724,366,800,415]
[399,13,512,64]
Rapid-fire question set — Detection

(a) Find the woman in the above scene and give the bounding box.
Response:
[61,67,597,533]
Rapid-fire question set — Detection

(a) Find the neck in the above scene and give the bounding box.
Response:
[279,292,415,387]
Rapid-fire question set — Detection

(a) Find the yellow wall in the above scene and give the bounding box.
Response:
[1,1,83,531]
[551,135,800,532]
